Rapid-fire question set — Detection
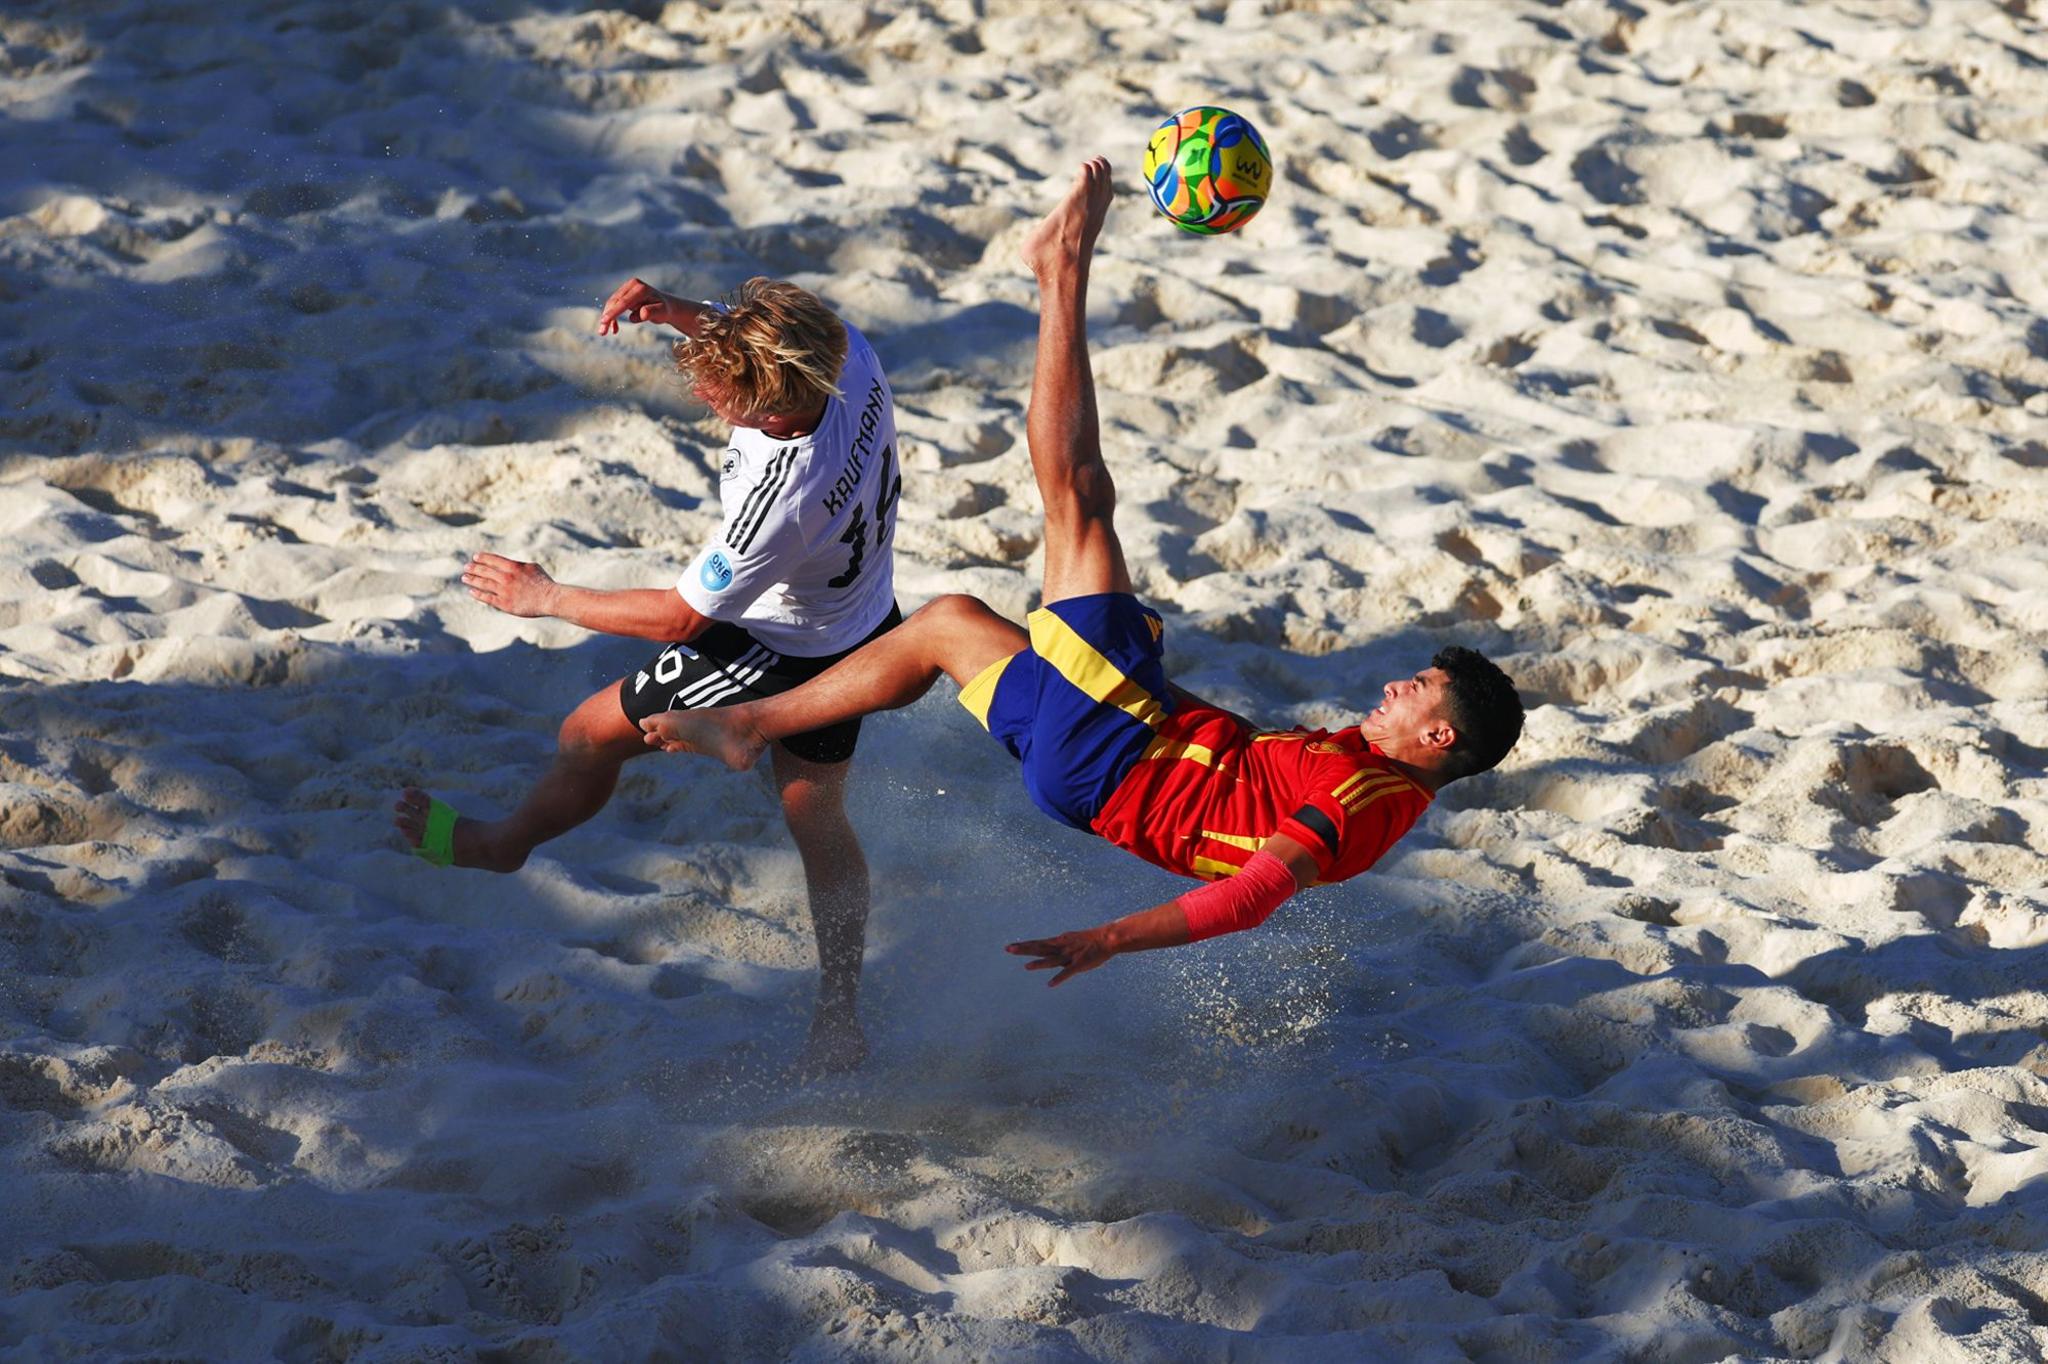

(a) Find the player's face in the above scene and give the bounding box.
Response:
[1366,666,1454,736]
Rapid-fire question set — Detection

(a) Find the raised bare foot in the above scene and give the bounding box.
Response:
[1020,156,1113,277]
[792,1008,870,1079]
[392,787,527,873]
[638,707,767,772]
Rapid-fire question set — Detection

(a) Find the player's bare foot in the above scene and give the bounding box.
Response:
[793,1008,870,1079]
[639,707,767,771]
[391,787,528,873]
[394,787,431,849]
[1020,156,1113,277]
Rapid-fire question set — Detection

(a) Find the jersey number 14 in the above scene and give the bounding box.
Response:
[828,443,900,589]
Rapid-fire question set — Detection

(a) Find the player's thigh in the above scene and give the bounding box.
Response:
[559,681,652,764]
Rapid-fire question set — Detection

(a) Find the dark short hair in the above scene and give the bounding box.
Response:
[1431,646,1523,781]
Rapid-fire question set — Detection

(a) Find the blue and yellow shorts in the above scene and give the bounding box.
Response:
[957,592,1170,830]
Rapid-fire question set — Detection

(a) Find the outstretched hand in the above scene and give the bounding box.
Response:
[462,552,558,618]
[596,277,678,335]
[1006,928,1117,988]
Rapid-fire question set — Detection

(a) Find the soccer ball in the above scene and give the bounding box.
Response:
[1143,106,1272,236]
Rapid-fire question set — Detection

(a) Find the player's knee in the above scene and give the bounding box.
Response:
[914,593,995,631]
[556,709,622,763]
[1048,462,1116,525]
[916,593,1014,657]
[780,778,850,833]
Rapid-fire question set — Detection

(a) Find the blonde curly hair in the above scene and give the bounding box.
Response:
[675,277,848,420]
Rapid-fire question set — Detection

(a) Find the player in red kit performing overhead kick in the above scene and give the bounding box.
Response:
[642,157,1525,988]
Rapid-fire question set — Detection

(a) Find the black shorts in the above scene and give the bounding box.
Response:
[617,605,902,765]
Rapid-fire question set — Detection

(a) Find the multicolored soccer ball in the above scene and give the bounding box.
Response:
[1143,106,1272,235]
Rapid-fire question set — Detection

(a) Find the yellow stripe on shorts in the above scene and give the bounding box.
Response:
[1027,608,1167,731]
[1199,829,1264,851]
[957,652,1015,729]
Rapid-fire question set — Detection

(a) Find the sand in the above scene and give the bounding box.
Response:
[4,0,2048,1359]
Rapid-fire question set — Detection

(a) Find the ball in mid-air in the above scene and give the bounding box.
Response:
[1143,106,1272,236]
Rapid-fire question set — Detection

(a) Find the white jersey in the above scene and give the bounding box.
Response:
[676,322,900,656]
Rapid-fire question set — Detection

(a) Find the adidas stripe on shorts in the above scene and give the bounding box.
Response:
[617,606,901,765]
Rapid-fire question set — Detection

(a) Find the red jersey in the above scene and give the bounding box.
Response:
[1090,703,1432,884]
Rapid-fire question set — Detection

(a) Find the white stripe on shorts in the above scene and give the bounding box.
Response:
[687,678,747,710]
[672,645,761,709]
[671,644,779,710]
[692,654,774,709]
[671,651,761,704]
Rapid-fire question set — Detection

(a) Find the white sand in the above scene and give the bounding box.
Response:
[5,0,2048,1358]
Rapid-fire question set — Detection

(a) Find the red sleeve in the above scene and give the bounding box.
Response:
[1175,850,1298,942]
[1274,779,1422,883]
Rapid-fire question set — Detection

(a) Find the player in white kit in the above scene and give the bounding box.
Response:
[394,276,902,1073]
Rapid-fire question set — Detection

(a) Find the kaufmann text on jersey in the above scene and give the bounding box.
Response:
[822,380,888,517]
